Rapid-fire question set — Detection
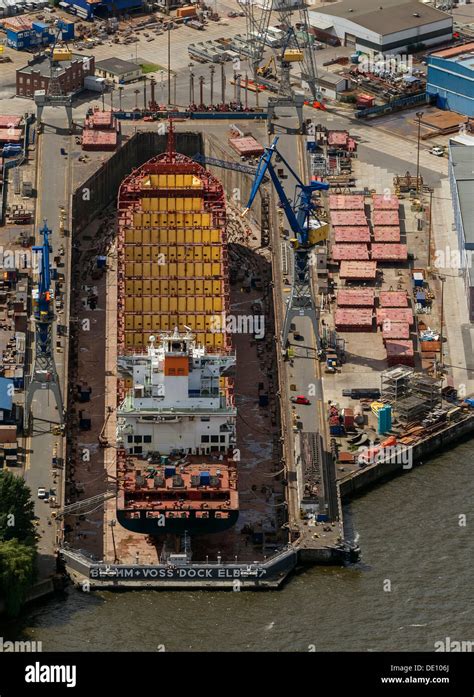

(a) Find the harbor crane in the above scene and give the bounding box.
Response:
[24,221,63,431]
[238,0,322,132]
[242,137,329,349]
[34,20,74,131]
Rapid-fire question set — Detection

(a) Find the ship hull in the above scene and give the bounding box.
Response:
[117,509,239,535]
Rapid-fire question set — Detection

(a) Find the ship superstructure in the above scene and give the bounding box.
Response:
[117,330,236,457]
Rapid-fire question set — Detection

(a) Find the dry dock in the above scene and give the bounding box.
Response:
[59,119,474,590]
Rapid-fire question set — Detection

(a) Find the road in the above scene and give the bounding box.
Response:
[24,112,72,578]
[265,107,338,531]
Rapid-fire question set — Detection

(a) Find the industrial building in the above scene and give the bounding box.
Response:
[315,70,348,100]
[448,141,474,321]
[16,53,95,98]
[426,43,474,117]
[3,16,54,50]
[59,0,142,20]
[95,57,142,84]
[308,0,452,54]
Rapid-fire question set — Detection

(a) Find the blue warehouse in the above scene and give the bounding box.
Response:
[427,42,474,117]
[61,0,143,20]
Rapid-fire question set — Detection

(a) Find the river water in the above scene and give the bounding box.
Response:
[2,443,472,652]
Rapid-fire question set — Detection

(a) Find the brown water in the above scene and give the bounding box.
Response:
[2,443,473,652]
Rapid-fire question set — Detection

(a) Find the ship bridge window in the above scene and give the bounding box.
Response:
[134,436,143,443]
[144,435,152,443]
[200,417,210,422]
[211,436,219,443]
[201,435,210,443]
[133,446,143,455]
[127,435,133,443]
[220,436,226,443]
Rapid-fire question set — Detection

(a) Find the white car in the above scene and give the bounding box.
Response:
[37,487,46,499]
[431,146,444,157]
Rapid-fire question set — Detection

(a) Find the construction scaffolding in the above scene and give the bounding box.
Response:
[381,366,442,424]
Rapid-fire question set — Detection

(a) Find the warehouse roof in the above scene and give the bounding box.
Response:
[450,142,474,251]
[96,57,140,76]
[309,0,450,35]
[317,70,347,87]
[432,42,474,59]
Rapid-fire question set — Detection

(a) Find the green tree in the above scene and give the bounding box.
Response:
[0,472,37,616]
[0,471,36,545]
[0,539,36,617]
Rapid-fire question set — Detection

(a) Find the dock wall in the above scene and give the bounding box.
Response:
[339,415,474,499]
[60,547,297,590]
[71,131,202,232]
[202,134,263,224]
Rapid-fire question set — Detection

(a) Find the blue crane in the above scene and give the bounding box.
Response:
[192,153,269,182]
[32,221,53,346]
[243,137,329,349]
[243,137,329,248]
[25,220,63,431]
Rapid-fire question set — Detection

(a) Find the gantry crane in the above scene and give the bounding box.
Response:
[238,0,322,132]
[24,221,63,431]
[34,20,74,131]
[242,137,329,349]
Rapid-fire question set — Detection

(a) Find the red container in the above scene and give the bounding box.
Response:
[331,210,367,226]
[382,322,410,341]
[376,307,414,326]
[335,308,373,331]
[329,194,365,210]
[371,244,408,261]
[337,288,374,307]
[340,261,377,280]
[334,226,371,243]
[343,408,354,428]
[372,194,399,210]
[332,244,369,261]
[386,340,414,366]
[372,210,399,226]
[372,226,401,242]
[379,291,408,307]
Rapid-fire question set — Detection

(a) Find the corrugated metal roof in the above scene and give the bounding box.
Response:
[308,0,450,36]
[432,42,474,59]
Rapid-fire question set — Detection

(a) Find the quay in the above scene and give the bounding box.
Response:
[60,412,474,589]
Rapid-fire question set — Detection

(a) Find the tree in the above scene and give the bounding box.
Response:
[0,539,36,617]
[0,471,36,545]
[0,473,37,616]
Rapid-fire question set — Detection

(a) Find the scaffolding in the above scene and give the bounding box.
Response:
[381,366,413,403]
[381,366,442,424]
